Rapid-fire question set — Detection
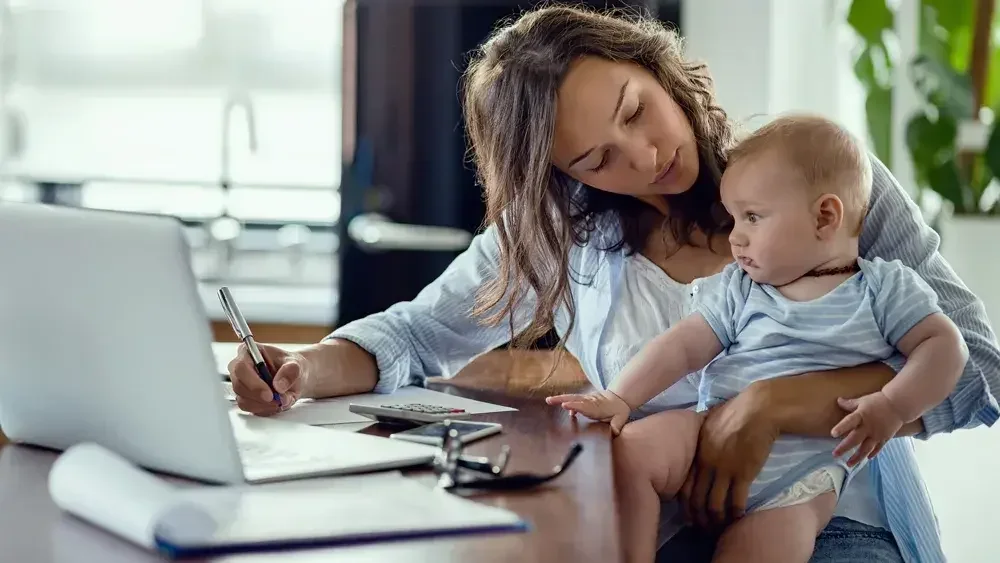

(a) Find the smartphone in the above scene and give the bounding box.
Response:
[389,420,503,446]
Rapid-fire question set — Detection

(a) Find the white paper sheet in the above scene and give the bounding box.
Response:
[49,443,179,548]
[48,443,525,554]
[223,384,516,426]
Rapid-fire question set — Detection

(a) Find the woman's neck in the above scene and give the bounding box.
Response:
[636,194,670,216]
[641,221,732,283]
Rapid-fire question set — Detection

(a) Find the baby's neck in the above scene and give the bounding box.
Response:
[776,242,860,302]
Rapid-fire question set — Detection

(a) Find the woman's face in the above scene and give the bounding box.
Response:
[551,57,700,201]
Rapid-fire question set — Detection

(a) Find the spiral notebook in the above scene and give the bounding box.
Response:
[49,443,528,558]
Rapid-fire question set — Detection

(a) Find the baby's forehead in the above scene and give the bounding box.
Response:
[721,155,805,198]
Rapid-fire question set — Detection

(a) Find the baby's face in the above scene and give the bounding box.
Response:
[720,152,825,285]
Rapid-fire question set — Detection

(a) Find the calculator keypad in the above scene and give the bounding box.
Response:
[381,403,465,414]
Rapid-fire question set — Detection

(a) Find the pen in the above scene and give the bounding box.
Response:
[218,286,281,406]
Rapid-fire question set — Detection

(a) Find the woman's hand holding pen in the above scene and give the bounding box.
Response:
[228,343,306,416]
[228,339,380,416]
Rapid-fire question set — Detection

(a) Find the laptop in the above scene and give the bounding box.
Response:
[0,203,436,484]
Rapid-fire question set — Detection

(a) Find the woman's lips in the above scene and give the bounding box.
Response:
[653,151,679,185]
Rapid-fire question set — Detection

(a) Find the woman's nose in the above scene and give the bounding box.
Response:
[629,142,657,173]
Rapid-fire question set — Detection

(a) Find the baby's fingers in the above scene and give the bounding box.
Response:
[831,411,861,439]
[559,401,600,417]
[848,437,878,467]
[832,429,864,458]
[546,394,588,406]
[867,440,887,460]
[609,413,629,436]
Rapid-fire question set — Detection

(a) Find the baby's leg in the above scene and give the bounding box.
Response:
[712,490,837,563]
[613,409,703,563]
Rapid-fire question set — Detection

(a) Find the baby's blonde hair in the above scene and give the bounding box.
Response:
[728,114,872,235]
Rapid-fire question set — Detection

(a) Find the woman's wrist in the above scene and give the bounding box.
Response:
[748,376,841,437]
[736,379,784,432]
[299,338,378,399]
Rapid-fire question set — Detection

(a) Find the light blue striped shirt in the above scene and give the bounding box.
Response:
[329,155,999,562]
[694,257,944,510]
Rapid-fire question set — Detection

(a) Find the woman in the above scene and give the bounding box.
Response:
[228,5,999,562]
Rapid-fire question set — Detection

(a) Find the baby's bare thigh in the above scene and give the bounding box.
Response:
[714,491,838,563]
[614,409,704,496]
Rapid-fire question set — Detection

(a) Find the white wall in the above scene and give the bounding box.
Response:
[891,0,921,196]
[680,0,923,196]
[681,0,867,143]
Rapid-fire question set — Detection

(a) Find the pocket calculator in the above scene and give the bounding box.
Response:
[348,403,473,425]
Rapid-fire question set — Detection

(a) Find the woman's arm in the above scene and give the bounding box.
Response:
[317,225,536,396]
[680,363,920,527]
[860,155,1000,435]
[755,364,924,437]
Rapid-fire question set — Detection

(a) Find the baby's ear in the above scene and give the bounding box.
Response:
[814,194,844,239]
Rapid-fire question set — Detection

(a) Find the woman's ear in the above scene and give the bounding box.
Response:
[814,194,844,239]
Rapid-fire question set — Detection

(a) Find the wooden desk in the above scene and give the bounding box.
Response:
[0,351,620,562]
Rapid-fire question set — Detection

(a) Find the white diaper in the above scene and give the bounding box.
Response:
[756,466,847,512]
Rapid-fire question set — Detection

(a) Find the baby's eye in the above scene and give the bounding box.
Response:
[746,212,760,224]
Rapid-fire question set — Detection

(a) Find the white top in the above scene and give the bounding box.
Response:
[601,254,888,542]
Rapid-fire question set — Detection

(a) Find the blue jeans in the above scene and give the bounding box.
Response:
[655,517,904,562]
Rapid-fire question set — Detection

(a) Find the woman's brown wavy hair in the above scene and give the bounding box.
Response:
[462,3,736,348]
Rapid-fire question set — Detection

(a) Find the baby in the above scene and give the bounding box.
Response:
[547,115,968,563]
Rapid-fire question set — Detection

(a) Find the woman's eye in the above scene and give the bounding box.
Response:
[625,102,645,125]
[591,152,609,173]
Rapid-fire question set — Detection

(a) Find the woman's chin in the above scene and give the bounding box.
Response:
[653,170,698,195]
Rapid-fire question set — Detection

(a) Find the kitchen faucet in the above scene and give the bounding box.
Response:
[220,92,258,194]
[209,92,258,279]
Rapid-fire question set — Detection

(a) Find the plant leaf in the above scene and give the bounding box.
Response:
[921,0,973,70]
[982,120,1000,181]
[986,36,1000,109]
[905,113,957,164]
[909,53,976,118]
[918,2,952,65]
[927,157,968,213]
[854,45,877,86]
[847,0,894,44]
[866,85,893,167]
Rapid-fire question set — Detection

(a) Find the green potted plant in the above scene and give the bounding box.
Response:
[907,0,1000,331]
[850,0,1000,330]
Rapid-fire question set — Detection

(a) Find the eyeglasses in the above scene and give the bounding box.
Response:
[432,420,583,492]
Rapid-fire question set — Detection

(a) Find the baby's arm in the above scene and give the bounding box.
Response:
[546,314,723,433]
[610,313,723,410]
[547,263,745,433]
[881,313,968,420]
[833,259,968,464]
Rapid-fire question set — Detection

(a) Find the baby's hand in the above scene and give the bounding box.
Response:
[546,390,631,435]
[831,391,904,466]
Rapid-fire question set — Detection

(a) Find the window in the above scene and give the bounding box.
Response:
[0,0,344,226]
